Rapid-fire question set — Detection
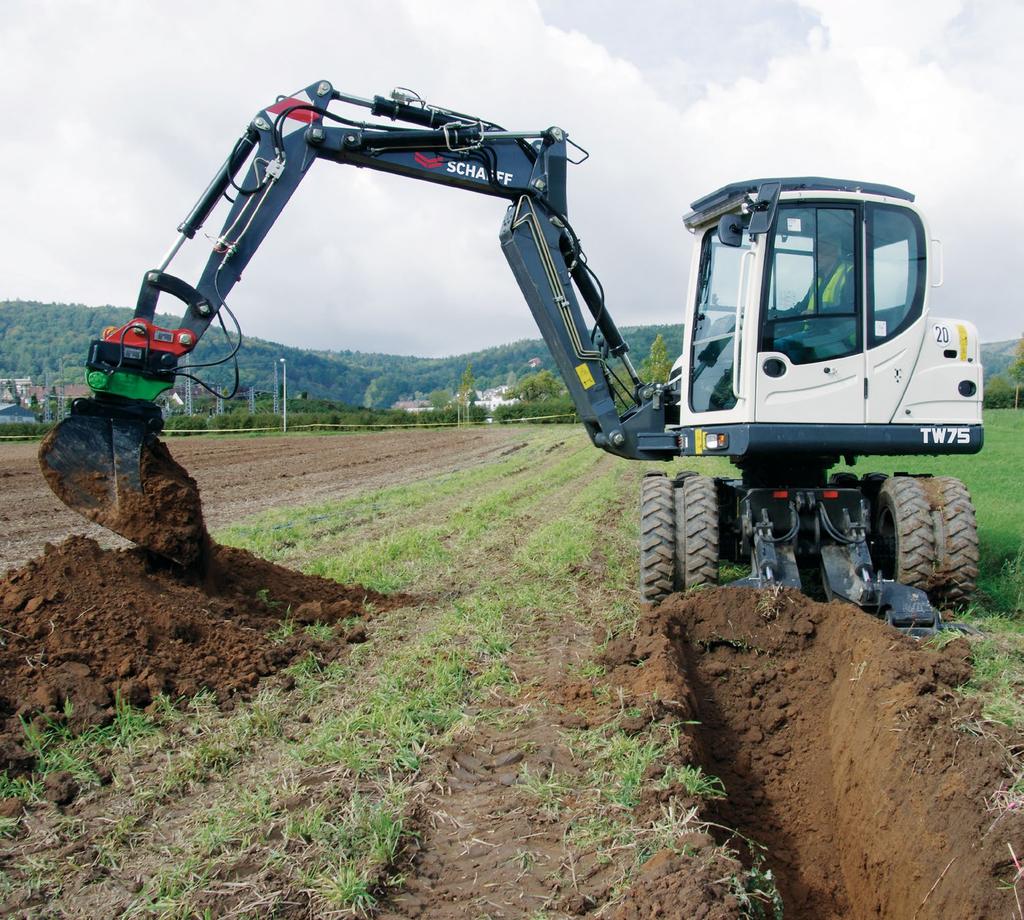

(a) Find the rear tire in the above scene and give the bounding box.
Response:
[926,476,979,606]
[674,474,719,589]
[875,476,935,589]
[640,473,676,604]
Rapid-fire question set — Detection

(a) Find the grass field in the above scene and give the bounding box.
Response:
[1,414,1020,916]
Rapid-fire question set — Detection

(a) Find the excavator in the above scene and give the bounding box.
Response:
[39,80,984,636]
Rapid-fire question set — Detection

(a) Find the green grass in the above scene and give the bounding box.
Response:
[10,693,159,796]
[5,421,1019,916]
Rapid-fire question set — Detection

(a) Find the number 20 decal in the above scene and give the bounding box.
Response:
[934,324,951,344]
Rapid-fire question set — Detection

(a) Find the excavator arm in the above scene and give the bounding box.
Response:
[40,80,678,560]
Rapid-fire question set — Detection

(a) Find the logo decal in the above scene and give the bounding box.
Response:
[920,427,971,445]
[265,95,319,135]
[414,152,445,169]
[446,160,514,185]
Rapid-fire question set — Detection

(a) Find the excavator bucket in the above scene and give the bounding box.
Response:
[39,414,206,566]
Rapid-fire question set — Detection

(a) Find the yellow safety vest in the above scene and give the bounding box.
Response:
[808,261,853,312]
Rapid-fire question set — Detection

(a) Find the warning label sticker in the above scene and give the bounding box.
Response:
[575,363,596,389]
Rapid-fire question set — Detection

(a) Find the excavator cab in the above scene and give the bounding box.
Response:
[643,178,984,632]
[677,178,983,438]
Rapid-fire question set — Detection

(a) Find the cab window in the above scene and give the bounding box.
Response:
[761,205,860,365]
[689,231,750,412]
[866,204,925,347]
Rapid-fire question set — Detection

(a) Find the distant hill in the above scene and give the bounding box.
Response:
[1,301,1013,407]
[980,339,1019,379]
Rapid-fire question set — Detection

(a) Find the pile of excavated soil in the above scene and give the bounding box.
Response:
[0,536,408,775]
[600,588,1023,920]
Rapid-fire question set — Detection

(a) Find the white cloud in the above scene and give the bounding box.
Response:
[0,0,1019,364]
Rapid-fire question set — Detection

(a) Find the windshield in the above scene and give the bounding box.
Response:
[689,230,750,412]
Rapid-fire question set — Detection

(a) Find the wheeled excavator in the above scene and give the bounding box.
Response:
[39,81,984,636]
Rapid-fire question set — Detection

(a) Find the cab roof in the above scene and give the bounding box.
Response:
[683,176,915,230]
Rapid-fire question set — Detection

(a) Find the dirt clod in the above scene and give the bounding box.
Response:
[43,770,78,806]
[0,536,409,774]
[0,797,23,819]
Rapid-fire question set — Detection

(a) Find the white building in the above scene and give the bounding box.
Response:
[392,399,432,413]
[475,386,517,411]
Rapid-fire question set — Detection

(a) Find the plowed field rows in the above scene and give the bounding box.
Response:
[0,428,526,573]
[0,425,1021,918]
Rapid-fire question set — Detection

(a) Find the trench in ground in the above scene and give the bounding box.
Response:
[654,588,1018,920]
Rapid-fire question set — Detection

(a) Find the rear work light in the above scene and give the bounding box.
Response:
[823,489,840,499]
[705,432,728,450]
[772,490,789,499]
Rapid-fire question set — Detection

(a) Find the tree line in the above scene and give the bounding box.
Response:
[0,301,682,408]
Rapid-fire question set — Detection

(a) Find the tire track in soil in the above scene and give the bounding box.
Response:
[379,468,634,919]
[603,587,1023,920]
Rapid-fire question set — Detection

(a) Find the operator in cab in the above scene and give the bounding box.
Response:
[791,222,854,316]
[767,210,857,363]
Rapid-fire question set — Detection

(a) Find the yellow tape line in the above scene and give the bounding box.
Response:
[1,414,580,441]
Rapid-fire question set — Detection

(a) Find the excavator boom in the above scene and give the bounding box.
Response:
[41,80,673,562]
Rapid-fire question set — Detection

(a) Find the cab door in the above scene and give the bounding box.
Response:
[863,203,928,422]
[754,204,865,424]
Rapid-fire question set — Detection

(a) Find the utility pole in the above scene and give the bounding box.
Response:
[248,386,256,414]
[182,353,194,415]
[57,357,66,419]
[280,358,288,433]
[273,361,279,415]
[43,374,52,422]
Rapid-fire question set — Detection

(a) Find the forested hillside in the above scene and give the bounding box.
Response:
[0,301,681,407]
[980,339,1018,379]
[3,301,1012,408]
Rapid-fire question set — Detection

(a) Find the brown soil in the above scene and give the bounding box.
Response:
[0,536,409,775]
[384,609,751,920]
[108,438,207,565]
[598,588,1024,920]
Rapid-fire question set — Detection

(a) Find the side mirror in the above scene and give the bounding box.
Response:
[747,181,781,235]
[717,214,744,247]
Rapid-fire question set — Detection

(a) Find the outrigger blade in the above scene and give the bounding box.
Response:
[39,401,206,566]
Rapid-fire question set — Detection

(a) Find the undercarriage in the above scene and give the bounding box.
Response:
[640,464,979,637]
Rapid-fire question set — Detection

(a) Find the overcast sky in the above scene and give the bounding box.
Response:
[1,0,1020,357]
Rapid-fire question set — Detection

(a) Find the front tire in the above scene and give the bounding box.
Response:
[926,476,979,606]
[640,473,676,604]
[674,474,719,590]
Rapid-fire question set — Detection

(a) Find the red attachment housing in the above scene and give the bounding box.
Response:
[101,318,195,358]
